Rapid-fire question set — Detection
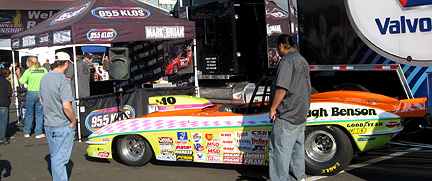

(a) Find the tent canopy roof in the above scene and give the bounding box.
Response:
[11,0,195,50]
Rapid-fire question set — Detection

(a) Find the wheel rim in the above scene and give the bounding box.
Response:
[305,130,337,162]
[120,136,145,161]
[174,64,179,73]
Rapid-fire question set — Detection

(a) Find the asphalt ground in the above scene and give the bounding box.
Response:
[1,99,432,181]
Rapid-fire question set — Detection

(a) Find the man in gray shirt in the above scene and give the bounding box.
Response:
[269,34,311,181]
[65,54,90,99]
[40,52,77,181]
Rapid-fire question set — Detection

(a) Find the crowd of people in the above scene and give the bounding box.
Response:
[0,52,103,180]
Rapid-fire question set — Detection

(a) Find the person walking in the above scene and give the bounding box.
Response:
[39,52,77,181]
[19,56,48,139]
[42,59,51,71]
[0,68,12,145]
[269,34,311,181]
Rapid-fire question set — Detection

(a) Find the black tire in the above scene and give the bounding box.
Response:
[173,64,179,74]
[305,126,353,176]
[116,135,152,166]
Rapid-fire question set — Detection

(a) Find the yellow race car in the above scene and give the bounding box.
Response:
[87,91,428,176]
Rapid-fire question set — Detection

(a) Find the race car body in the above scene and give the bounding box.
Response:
[87,91,428,176]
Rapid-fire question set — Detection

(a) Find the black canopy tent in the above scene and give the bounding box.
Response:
[11,0,197,140]
[11,0,195,48]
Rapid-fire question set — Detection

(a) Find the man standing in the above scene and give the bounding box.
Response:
[39,52,77,181]
[0,68,12,145]
[269,34,311,181]
[43,59,51,71]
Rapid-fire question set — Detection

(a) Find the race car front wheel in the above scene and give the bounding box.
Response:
[305,126,353,176]
[117,135,153,166]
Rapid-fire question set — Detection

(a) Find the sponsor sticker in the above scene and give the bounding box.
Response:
[156,155,176,161]
[234,131,250,139]
[251,131,269,138]
[219,132,234,140]
[192,133,203,143]
[207,155,223,163]
[97,151,110,158]
[205,134,214,141]
[177,132,188,140]
[158,137,173,143]
[223,153,243,164]
[193,143,205,152]
[195,153,206,162]
[386,121,398,128]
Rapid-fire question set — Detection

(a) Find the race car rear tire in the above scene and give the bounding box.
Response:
[305,126,353,176]
[117,134,153,166]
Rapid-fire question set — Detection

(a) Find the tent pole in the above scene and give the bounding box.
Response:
[193,39,199,97]
[11,50,20,123]
[72,45,82,142]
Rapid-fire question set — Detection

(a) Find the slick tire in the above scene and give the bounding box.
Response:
[117,134,153,166]
[305,126,353,176]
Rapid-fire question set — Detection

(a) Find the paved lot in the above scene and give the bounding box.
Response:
[1,100,432,181]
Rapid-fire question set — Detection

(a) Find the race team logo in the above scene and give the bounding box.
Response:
[87,28,117,42]
[51,2,90,25]
[11,38,20,49]
[266,8,289,19]
[91,7,151,19]
[39,33,49,45]
[398,0,432,7]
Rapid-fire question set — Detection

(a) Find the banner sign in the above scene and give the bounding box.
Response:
[0,10,58,39]
[91,7,151,19]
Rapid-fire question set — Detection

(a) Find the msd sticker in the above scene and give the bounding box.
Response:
[87,28,117,42]
[92,7,150,19]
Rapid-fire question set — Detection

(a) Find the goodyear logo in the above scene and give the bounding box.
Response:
[87,28,117,42]
[399,0,432,7]
[51,2,90,25]
[91,7,150,19]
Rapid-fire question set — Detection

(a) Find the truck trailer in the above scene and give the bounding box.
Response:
[171,0,432,176]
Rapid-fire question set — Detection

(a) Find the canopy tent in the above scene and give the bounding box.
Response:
[11,0,195,49]
[10,0,197,141]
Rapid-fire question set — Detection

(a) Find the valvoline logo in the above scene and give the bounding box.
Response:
[399,0,432,7]
[51,2,90,25]
[91,7,150,19]
[87,28,117,42]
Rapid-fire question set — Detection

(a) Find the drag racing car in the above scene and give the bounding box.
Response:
[86,89,428,176]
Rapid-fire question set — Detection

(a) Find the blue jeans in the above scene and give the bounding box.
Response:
[45,125,75,181]
[24,91,44,135]
[269,118,307,181]
[0,107,9,141]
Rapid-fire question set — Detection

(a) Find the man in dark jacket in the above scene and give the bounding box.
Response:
[0,68,12,145]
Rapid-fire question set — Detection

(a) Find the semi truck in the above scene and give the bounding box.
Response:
[170,0,432,176]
